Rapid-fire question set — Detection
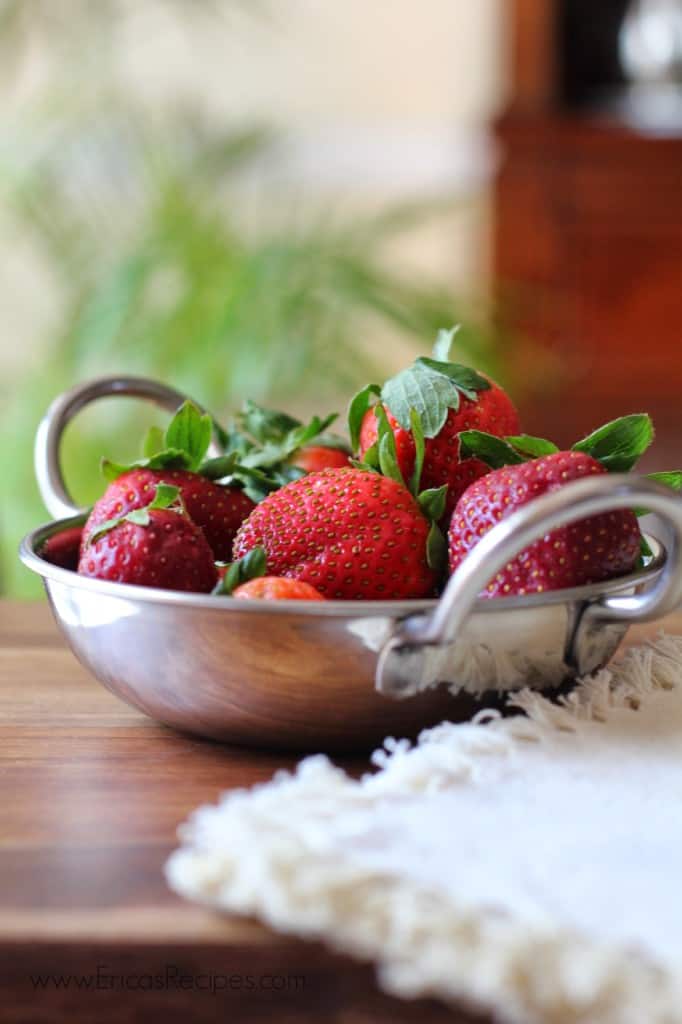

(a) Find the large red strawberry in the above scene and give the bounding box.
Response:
[448,451,641,597]
[83,468,253,562]
[233,467,443,600]
[350,328,520,523]
[78,487,217,592]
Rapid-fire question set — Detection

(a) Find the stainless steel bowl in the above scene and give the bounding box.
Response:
[19,377,682,751]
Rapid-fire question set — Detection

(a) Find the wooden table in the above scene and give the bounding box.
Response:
[1,602,679,1024]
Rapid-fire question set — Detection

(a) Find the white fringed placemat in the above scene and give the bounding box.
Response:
[166,635,682,1024]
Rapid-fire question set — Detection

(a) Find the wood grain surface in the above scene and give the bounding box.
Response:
[1,600,679,1023]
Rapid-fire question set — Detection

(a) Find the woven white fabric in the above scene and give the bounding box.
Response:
[166,635,682,1024]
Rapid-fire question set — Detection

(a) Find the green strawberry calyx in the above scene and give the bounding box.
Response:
[349,404,448,573]
[86,483,183,546]
[213,546,267,596]
[348,325,490,450]
[458,414,657,474]
[101,398,347,504]
[101,401,219,482]
[457,417,682,542]
[209,400,347,503]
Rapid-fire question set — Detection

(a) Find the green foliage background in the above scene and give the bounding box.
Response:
[0,0,506,598]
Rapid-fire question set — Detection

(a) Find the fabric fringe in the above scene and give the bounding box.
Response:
[166,633,682,1024]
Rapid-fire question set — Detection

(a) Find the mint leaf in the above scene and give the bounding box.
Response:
[348,384,380,451]
[418,485,448,523]
[506,434,559,459]
[409,408,425,497]
[426,521,447,573]
[213,546,267,596]
[164,401,212,471]
[374,405,405,487]
[432,324,461,362]
[572,414,654,473]
[458,430,525,468]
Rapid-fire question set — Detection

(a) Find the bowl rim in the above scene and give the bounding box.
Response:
[19,514,667,619]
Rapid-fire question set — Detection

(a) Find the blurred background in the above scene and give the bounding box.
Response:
[1,0,681,597]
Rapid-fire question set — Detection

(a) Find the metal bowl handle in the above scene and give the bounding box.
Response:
[376,474,682,696]
[34,376,218,520]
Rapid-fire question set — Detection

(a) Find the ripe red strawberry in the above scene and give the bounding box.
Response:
[233,467,440,600]
[83,468,254,562]
[359,388,519,520]
[40,526,83,571]
[448,451,641,597]
[78,507,217,592]
[233,577,326,600]
[289,445,350,473]
[350,328,520,524]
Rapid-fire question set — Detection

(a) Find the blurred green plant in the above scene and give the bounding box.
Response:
[0,0,505,597]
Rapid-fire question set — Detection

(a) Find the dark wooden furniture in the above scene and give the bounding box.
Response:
[495,0,682,454]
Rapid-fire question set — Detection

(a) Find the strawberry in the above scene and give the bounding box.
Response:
[83,468,253,562]
[289,445,350,473]
[350,327,520,523]
[40,526,83,571]
[233,577,326,601]
[78,486,217,592]
[233,467,444,600]
[448,451,641,597]
[89,399,257,560]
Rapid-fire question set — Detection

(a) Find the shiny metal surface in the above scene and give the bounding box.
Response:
[18,376,682,751]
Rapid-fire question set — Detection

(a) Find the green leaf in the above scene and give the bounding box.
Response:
[100,458,133,483]
[426,521,447,573]
[640,533,654,561]
[87,483,181,544]
[381,357,489,439]
[432,324,461,362]
[238,400,301,445]
[100,448,191,482]
[347,384,381,452]
[213,546,268,596]
[418,485,448,523]
[646,471,682,492]
[143,426,165,459]
[409,408,425,497]
[458,430,526,469]
[374,405,405,487]
[506,434,559,459]
[634,471,682,516]
[164,401,212,471]
[147,483,181,510]
[382,362,459,437]
[356,442,380,472]
[572,414,654,473]
[415,358,491,401]
[198,453,240,480]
